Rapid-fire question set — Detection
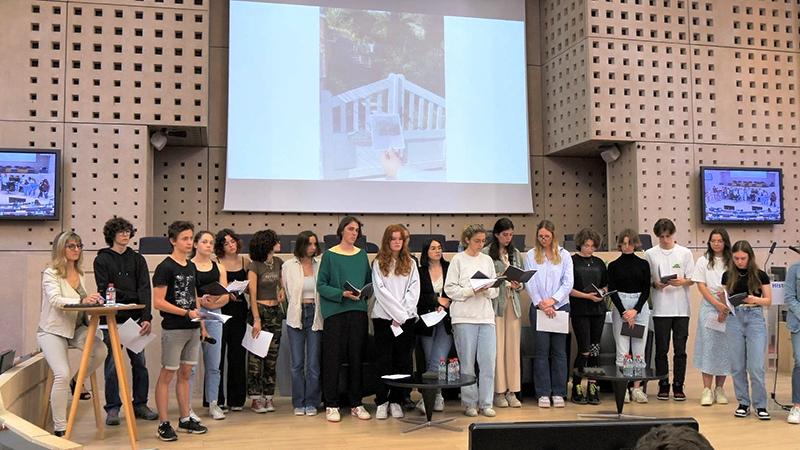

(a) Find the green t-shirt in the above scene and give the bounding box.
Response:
[317,248,371,319]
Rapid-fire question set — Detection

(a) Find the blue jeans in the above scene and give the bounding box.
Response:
[531,305,569,398]
[201,308,223,404]
[790,326,800,405]
[452,323,496,409]
[286,304,322,408]
[420,321,453,373]
[102,329,149,412]
[727,307,767,408]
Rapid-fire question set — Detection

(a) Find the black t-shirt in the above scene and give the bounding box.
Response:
[721,268,770,297]
[152,257,199,330]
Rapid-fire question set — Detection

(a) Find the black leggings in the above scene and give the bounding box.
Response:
[571,314,604,383]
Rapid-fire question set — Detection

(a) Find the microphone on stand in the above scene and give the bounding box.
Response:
[789,245,800,255]
[764,242,777,272]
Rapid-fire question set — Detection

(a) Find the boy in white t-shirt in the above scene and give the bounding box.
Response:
[644,219,695,401]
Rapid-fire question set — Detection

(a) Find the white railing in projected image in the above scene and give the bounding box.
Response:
[321,73,446,179]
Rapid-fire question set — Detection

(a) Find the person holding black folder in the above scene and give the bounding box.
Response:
[372,224,420,420]
[191,230,231,420]
[484,218,525,408]
[721,240,772,420]
[317,216,372,422]
[38,231,107,437]
[524,220,574,409]
[568,228,608,405]
[608,229,651,404]
[444,224,499,417]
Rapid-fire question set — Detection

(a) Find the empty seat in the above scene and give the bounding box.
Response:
[138,236,171,254]
[408,234,446,252]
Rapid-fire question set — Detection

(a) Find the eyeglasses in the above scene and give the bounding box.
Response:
[66,243,84,250]
[537,235,552,241]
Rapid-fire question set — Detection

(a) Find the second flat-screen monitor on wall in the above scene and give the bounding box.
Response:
[224,0,532,214]
[0,149,59,221]
[700,166,784,225]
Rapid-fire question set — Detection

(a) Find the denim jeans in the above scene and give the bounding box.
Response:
[420,322,453,373]
[531,305,569,398]
[792,328,800,405]
[201,308,223,404]
[286,304,322,408]
[102,329,149,412]
[727,307,767,408]
[452,323,496,409]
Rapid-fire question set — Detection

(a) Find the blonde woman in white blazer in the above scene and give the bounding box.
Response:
[37,231,107,436]
[281,231,324,416]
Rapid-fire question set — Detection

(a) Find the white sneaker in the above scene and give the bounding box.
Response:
[480,407,497,417]
[305,406,318,416]
[376,402,389,420]
[506,392,522,408]
[389,403,404,418]
[293,407,305,416]
[351,405,371,420]
[209,401,226,420]
[189,409,203,423]
[434,394,445,412]
[538,396,551,408]
[494,393,509,408]
[624,389,631,403]
[632,388,648,404]
[464,406,478,417]
[264,395,275,412]
[415,399,426,415]
[552,396,565,408]
[714,386,729,405]
[326,407,341,422]
[700,388,713,406]
[788,406,800,424]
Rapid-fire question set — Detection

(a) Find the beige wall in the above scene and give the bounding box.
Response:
[0,0,796,358]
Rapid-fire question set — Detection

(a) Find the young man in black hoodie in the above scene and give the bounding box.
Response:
[94,217,159,425]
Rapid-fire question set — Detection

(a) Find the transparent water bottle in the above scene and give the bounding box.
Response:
[106,283,116,306]
[447,358,456,382]
[622,354,633,377]
[453,358,460,380]
[634,354,645,376]
[438,357,447,380]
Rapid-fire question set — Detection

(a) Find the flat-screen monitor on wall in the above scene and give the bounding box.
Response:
[700,166,783,225]
[0,149,60,220]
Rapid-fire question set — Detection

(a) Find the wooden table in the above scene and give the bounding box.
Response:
[61,304,143,449]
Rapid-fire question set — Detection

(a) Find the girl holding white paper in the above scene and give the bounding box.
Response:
[371,224,420,420]
[608,229,651,403]
[691,228,733,407]
[191,230,231,420]
[444,224,499,418]
[524,220,574,409]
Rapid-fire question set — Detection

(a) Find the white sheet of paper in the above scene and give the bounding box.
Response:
[469,278,498,291]
[535,310,569,334]
[704,312,727,333]
[381,374,411,380]
[420,310,447,327]
[391,324,403,337]
[203,311,232,323]
[116,318,156,354]
[242,324,273,358]
[226,279,249,294]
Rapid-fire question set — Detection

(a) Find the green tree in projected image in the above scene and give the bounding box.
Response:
[321,8,445,97]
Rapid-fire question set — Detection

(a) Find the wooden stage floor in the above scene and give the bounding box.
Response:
[67,367,797,449]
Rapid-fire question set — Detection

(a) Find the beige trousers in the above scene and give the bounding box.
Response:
[495,298,521,393]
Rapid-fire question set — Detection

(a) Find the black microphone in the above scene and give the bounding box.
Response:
[769,242,777,254]
[202,336,217,345]
[764,242,777,271]
[790,246,800,255]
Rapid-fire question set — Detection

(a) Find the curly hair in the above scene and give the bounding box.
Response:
[167,221,194,242]
[249,229,279,262]
[376,224,413,277]
[214,228,241,259]
[634,424,714,450]
[103,217,135,246]
[574,228,601,251]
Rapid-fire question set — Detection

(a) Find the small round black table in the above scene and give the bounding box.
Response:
[381,374,477,433]
[575,365,666,420]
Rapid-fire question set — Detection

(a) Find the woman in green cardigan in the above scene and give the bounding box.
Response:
[317,216,372,423]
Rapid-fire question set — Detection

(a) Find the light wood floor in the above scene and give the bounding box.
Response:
[67,367,798,450]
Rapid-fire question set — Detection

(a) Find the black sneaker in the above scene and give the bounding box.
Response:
[54,430,66,438]
[672,384,686,401]
[178,417,208,434]
[572,384,587,404]
[134,404,159,420]
[734,404,750,417]
[158,421,178,441]
[657,384,670,401]
[105,408,121,426]
[756,408,771,420]
[586,383,601,405]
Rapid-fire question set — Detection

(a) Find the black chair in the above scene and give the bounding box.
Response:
[324,234,367,250]
[443,240,461,252]
[138,236,171,254]
[485,234,527,251]
[408,234,446,253]
[239,233,253,251]
[638,234,653,251]
[278,234,296,254]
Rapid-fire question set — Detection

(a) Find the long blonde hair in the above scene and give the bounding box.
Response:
[50,231,84,278]
[534,220,561,265]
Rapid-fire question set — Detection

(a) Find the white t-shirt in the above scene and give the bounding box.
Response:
[691,255,726,300]
[644,244,695,317]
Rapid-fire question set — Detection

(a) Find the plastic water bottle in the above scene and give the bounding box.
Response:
[447,358,456,382]
[106,283,116,306]
[453,358,460,380]
[634,354,645,376]
[622,354,633,377]
[438,357,447,380]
